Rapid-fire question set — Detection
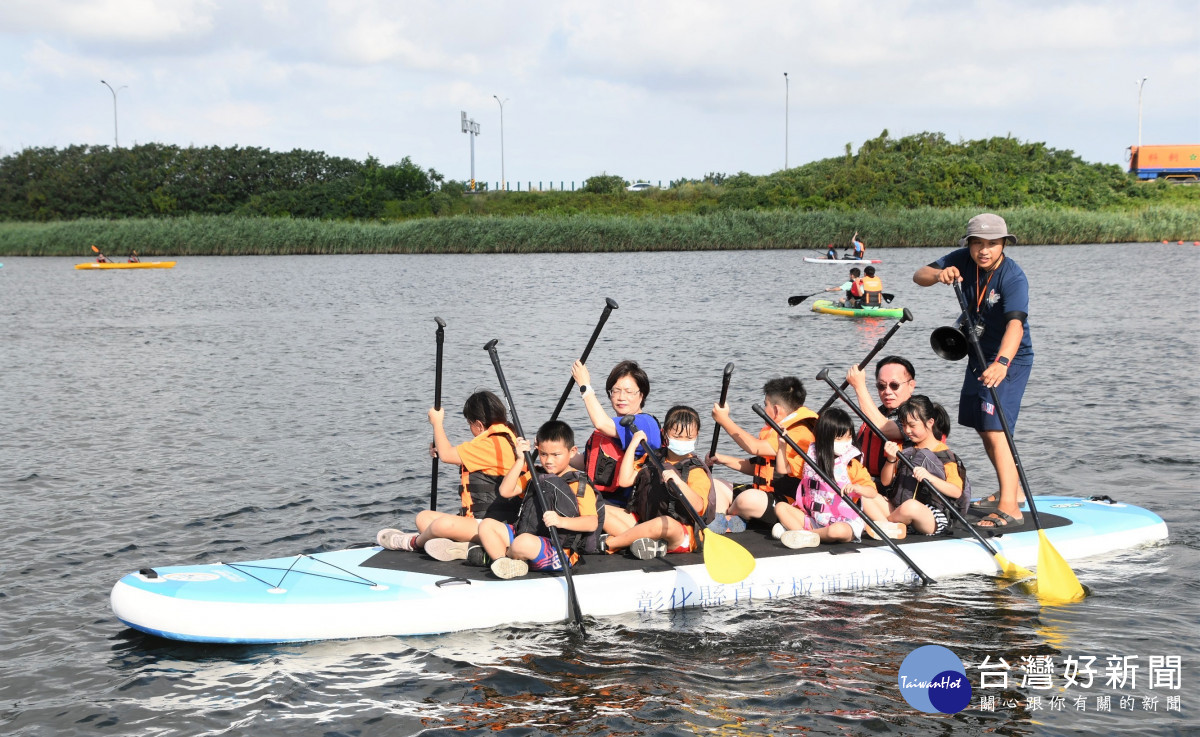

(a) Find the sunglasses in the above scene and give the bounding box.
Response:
[876,380,912,392]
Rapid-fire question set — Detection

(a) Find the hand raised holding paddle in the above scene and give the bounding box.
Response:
[709,363,735,457]
[818,308,913,413]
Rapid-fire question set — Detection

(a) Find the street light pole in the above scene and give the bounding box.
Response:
[100,79,126,148]
[783,72,789,170]
[1136,77,1148,149]
[493,95,508,191]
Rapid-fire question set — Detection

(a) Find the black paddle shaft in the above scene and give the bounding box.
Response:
[815,368,1001,556]
[951,281,1044,529]
[550,298,619,422]
[619,416,708,552]
[430,317,447,512]
[484,339,586,633]
[708,363,735,457]
[751,403,935,585]
[818,308,913,414]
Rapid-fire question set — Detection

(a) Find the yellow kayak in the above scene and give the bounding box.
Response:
[75,262,176,270]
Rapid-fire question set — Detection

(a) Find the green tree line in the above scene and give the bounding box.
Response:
[0,131,1193,223]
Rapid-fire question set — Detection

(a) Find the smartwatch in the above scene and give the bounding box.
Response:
[994,356,1010,367]
[579,384,593,396]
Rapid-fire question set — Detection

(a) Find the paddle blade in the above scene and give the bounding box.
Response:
[700,530,756,583]
[994,552,1034,582]
[787,295,806,306]
[1034,530,1087,604]
[91,245,100,253]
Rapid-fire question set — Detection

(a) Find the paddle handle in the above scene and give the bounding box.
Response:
[815,368,999,556]
[708,363,735,458]
[951,281,1043,528]
[751,403,935,585]
[486,339,586,632]
[430,317,447,512]
[550,298,619,422]
[818,308,913,414]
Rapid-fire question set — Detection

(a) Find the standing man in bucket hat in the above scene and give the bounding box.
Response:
[912,213,1032,529]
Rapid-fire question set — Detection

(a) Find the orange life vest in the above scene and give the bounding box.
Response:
[751,410,817,500]
[459,426,519,520]
[861,275,883,305]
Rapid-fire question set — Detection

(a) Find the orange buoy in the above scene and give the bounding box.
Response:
[1162,240,1169,244]
[1180,241,1186,245]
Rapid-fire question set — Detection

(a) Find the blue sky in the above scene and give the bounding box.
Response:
[2,0,1197,188]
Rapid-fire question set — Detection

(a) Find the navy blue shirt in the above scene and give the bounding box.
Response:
[932,248,1033,365]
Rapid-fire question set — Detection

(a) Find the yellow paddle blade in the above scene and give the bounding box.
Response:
[700,530,756,584]
[994,552,1034,582]
[1034,530,1087,605]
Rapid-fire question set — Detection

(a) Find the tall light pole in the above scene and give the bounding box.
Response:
[100,79,126,148]
[1136,77,1148,149]
[461,111,480,191]
[783,72,789,170]
[493,95,508,191]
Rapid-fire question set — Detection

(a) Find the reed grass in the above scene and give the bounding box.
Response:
[1,206,1197,257]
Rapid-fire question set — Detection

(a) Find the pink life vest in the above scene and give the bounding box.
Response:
[794,446,864,530]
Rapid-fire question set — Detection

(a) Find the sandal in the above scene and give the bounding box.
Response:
[972,510,1023,529]
[970,494,1002,511]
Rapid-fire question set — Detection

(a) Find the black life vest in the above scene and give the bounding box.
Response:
[887,447,972,520]
[628,453,716,527]
[459,428,520,522]
[513,470,607,554]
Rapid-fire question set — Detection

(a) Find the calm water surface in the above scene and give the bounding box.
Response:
[1,244,1197,736]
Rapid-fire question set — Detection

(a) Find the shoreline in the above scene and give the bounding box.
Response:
[1,206,1197,257]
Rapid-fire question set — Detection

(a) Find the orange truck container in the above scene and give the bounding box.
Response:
[1128,144,1200,181]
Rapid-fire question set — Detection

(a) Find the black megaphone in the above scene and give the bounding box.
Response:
[930,325,969,361]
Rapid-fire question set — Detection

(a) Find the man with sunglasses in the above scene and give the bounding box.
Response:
[846,356,917,487]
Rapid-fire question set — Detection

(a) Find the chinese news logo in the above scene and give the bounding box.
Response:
[899,645,973,714]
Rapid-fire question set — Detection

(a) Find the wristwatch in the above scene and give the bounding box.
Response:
[994,356,1010,367]
[579,384,593,396]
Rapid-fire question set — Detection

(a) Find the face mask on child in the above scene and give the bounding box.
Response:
[667,438,696,456]
[833,439,854,456]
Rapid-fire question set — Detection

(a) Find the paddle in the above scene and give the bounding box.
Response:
[429,317,447,512]
[815,368,1035,581]
[90,244,108,262]
[787,292,823,306]
[550,298,619,422]
[620,416,755,584]
[751,403,935,586]
[709,362,735,457]
[484,339,586,632]
[818,307,914,413]
[949,280,1085,604]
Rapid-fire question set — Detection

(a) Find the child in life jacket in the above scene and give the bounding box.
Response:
[772,408,902,548]
[860,266,884,306]
[709,377,817,530]
[880,395,971,536]
[851,232,865,260]
[603,406,733,559]
[478,421,599,579]
[825,267,864,306]
[570,359,661,519]
[377,391,520,556]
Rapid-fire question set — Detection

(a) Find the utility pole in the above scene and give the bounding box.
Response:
[493,96,508,191]
[1136,77,1148,149]
[461,111,480,191]
[784,72,789,170]
[101,79,127,148]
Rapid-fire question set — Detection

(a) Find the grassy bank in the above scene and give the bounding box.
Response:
[1,205,1197,257]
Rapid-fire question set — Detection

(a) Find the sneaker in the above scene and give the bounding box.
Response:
[491,557,529,580]
[771,522,785,540]
[597,533,610,554]
[706,515,728,534]
[377,529,418,551]
[630,537,668,560]
[725,515,747,534]
[780,529,820,549]
[466,543,490,567]
[424,538,469,562]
